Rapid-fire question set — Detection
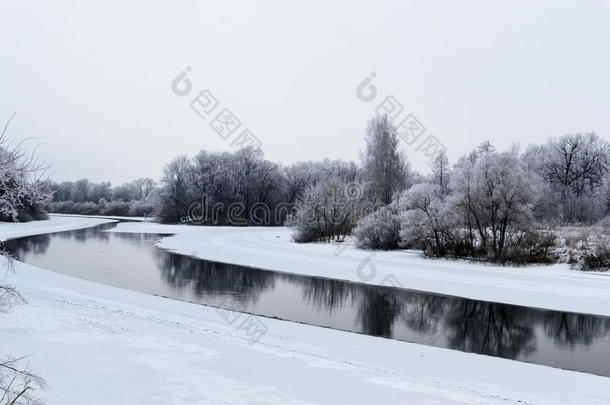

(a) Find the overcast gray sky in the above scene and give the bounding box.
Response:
[2,0,609,184]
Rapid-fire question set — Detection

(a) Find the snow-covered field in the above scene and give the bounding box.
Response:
[110,222,610,317]
[2,216,610,404]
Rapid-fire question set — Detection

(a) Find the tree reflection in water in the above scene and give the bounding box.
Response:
[292,275,355,314]
[444,301,537,358]
[356,287,402,337]
[154,250,275,306]
[3,233,52,258]
[544,312,610,347]
[401,294,445,335]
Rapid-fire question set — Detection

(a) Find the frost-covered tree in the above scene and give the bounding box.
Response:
[89,181,112,202]
[130,178,156,200]
[477,140,496,156]
[0,115,50,222]
[156,155,193,223]
[284,159,360,205]
[154,147,288,225]
[542,133,609,197]
[233,146,284,223]
[0,356,45,405]
[287,174,363,242]
[398,183,457,256]
[521,133,610,223]
[284,161,325,204]
[431,150,451,200]
[71,178,90,202]
[361,114,408,204]
[452,151,535,261]
[354,201,401,250]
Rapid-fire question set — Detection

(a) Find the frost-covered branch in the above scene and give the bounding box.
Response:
[0,357,45,405]
[0,114,51,222]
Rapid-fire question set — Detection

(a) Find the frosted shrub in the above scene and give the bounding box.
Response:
[398,184,458,256]
[100,200,131,216]
[579,235,610,271]
[354,202,401,250]
[128,199,156,217]
[501,228,558,264]
[73,201,100,215]
[288,176,362,243]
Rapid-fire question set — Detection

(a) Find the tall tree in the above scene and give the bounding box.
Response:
[452,151,535,261]
[361,115,408,205]
[156,155,192,223]
[542,133,609,197]
[431,150,451,200]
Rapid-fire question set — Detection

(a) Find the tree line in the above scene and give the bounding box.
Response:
[287,116,610,267]
[6,112,610,266]
[47,178,157,217]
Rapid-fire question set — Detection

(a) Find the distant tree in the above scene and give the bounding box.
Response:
[542,133,609,197]
[284,161,325,204]
[288,174,362,242]
[71,178,90,203]
[523,133,610,223]
[130,178,156,200]
[477,140,496,156]
[361,115,408,204]
[431,150,451,200]
[156,155,192,223]
[234,146,283,222]
[153,147,290,225]
[452,152,535,261]
[112,183,132,202]
[51,181,73,202]
[90,181,112,202]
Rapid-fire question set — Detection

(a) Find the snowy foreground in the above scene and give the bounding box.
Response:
[112,221,610,317]
[1,217,610,404]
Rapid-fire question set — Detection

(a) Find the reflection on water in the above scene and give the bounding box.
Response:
[4,223,610,376]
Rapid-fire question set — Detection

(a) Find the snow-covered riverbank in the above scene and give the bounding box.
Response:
[48,213,152,222]
[109,221,610,317]
[2,216,610,404]
[0,216,116,241]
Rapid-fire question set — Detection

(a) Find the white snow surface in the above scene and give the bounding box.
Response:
[1,217,610,404]
[49,213,152,222]
[109,222,610,317]
[0,215,116,241]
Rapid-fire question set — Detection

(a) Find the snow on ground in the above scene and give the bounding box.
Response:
[0,215,116,241]
[109,222,610,317]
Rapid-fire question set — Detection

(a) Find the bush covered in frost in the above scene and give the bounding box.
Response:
[354,202,401,250]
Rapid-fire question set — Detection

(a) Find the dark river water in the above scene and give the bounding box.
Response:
[4,222,610,377]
